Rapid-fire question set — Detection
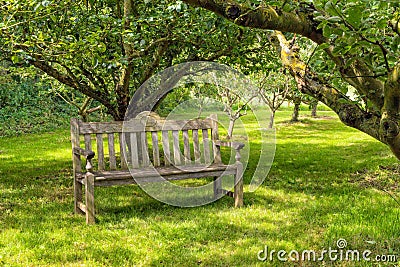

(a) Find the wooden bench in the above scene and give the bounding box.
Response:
[71,113,244,224]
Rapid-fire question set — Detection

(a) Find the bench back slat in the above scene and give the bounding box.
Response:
[119,133,128,170]
[84,134,92,152]
[210,114,221,164]
[202,129,211,165]
[108,133,117,170]
[162,130,171,166]
[78,118,213,134]
[151,132,160,167]
[192,129,201,164]
[172,130,181,165]
[73,115,219,171]
[130,132,139,168]
[140,132,150,167]
[182,130,191,164]
[96,134,105,171]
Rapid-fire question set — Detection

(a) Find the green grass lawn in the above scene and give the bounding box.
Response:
[0,111,399,266]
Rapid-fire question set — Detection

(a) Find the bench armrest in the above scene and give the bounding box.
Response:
[215,141,245,151]
[215,140,245,162]
[73,147,95,159]
[73,147,95,172]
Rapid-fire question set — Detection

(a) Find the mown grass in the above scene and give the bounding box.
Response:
[0,111,399,266]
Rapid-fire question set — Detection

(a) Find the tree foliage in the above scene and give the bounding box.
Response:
[0,62,75,135]
[0,0,271,120]
[257,68,293,128]
[181,0,400,159]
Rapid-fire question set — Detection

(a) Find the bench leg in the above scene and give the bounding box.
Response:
[85,173,95,224]
[213,176,222,199]
[74,177,84,215]
[234,162,243,208]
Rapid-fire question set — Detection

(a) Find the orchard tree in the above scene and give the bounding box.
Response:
[310,99,319,117]
[0,0,268,120]
[181,0,400,159]
[286,90,319,122]
[214,80,258,139]
[257,68,293,128]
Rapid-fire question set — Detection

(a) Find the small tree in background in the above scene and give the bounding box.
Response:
[310,99,318,118]
[212,74,258,139]
[258,69,294,128]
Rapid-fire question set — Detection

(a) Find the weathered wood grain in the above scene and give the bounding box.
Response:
[84,134,92,152]
[151,131,160,167]
[141,132,150,167]
[192,129,200,164]
[202,129,211,164]
[78,118,213,134]
[130,132,139,168]
[210,114,221,164]
[71,118,83,214]
[71,114,244,224]
[96,134,105,171]
[119,133,127,170]
[108,134,117,170]
[182,130,191,164]
[85,173,95,224]
[172,130,181,165]
[162,131,171,166]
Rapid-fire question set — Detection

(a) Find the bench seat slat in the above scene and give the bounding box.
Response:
[77,163,236,184]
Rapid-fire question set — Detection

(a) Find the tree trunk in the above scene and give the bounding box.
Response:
[311,100,318,118]
[227,119,235,139]
[291,99,301,122]
[268,111,275,129]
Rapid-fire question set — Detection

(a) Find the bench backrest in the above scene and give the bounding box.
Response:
[71,114,222,172]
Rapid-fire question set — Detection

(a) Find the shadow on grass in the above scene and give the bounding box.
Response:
[1,118,400,266]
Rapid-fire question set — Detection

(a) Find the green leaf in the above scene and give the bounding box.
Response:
[11,55,20,64]
[317,43,330,50]
[97,42,106,53]
[327,16,341,23]
[325,1,336,14]
[346,6,363,28]
[323,24,332,37]
[376,18,387,29]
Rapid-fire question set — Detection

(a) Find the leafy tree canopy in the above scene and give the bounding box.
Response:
[0,0,273,120]
[181,0,400,159]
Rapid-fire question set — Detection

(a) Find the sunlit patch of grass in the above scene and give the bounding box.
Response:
[0,110,399,266]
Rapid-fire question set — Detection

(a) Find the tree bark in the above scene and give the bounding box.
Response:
[269,111,275,129]
[227,119,235,139]
[311,100,318,118]
[380,63,400,159]
[291,98,300,122]
[181,0,325,43]
[270,31,383,145]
